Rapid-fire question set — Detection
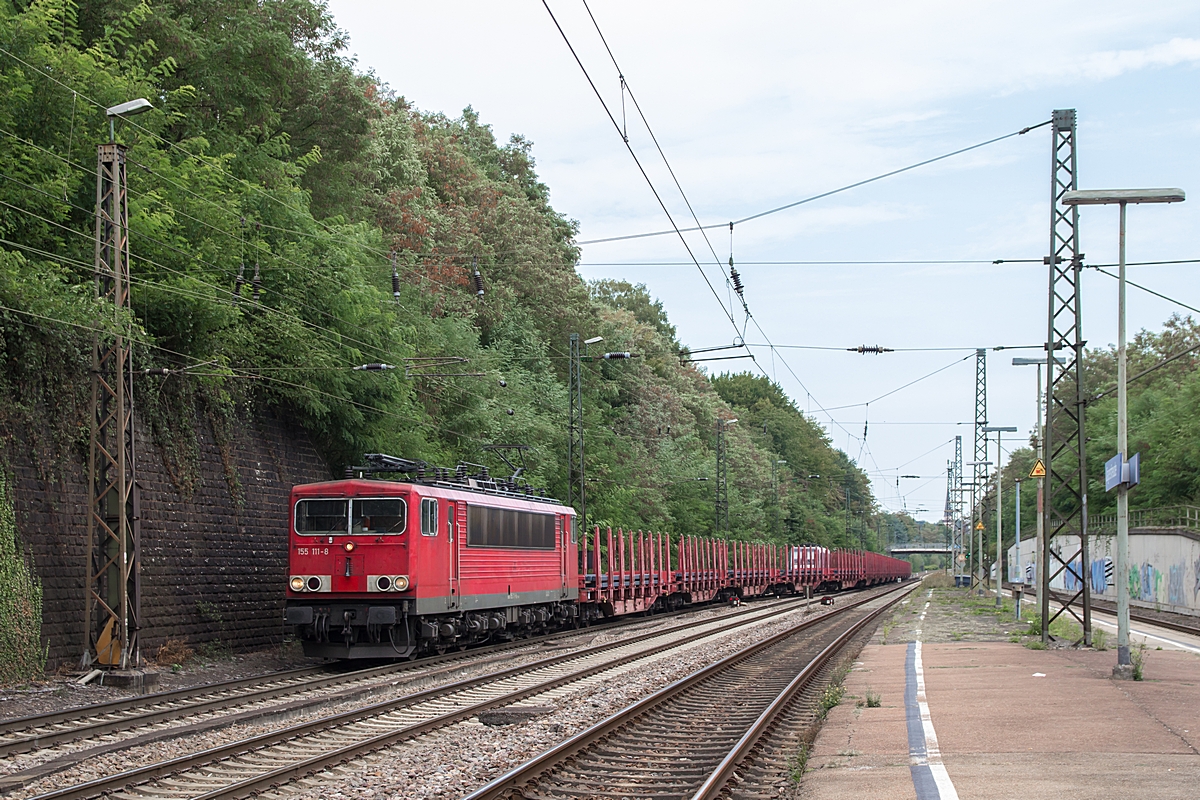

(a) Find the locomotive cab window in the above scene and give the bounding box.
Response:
[420,498,438,536]
[352,498,406,534]
[295,499,348,535]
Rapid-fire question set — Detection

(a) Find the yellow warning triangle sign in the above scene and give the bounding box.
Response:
[975,520,985,530]
[1029,459,1047,478]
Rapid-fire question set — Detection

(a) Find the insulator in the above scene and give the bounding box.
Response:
[344,467,354,479]
[471,255,484,297]
[391,253,401,299]
[251,262,261,303]
[730,266,744,296]
[601,352,633,360]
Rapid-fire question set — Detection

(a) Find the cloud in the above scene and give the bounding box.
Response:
[1072,37,1200,81]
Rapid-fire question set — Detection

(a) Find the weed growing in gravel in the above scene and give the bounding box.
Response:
[1091,628,1108,651]
[1131,642,1147,681]
[922,573,956,589]
[865,688,881,707]
[1024,640,1047,650]
[788,742,811,782]
[819,684,845,716]
[155,638,194,667]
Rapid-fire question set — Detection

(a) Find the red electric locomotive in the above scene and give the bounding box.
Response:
[284,454,913,659]
[285,455,578,659]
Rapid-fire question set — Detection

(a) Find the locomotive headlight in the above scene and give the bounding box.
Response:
[289,576,304,592]
[306,576,323,592]
[343,541,356,552]
[376,576,391,591]
[394,575,409,591]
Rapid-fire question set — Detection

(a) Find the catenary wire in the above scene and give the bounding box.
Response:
[576,120,1051,245]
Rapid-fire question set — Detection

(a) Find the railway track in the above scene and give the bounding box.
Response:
[467,583,911,800]
[15,587,891,800]
[1083,595,1200,638]
[1003,583,1200,638]
[0,592,808,772]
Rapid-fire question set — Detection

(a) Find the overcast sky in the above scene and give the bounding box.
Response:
[327,0,1200,521]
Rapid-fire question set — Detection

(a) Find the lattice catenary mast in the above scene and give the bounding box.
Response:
[971,348,987,590]
[84,141,141,669]
[1040,109,1092,645]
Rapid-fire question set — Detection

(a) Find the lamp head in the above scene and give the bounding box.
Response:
[106,98,153,117]
[1062,188,1185,205]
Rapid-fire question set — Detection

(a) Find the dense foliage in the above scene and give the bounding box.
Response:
[979,314,1200,565]
[0,470,43,682]
[0,0,877,548]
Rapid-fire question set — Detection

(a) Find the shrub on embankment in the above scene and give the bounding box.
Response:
[0,470,44,683]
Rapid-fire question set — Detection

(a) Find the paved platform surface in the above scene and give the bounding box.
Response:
[800,587,1200,799]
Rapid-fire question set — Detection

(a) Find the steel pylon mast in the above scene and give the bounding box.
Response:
[971,349,987,590]
[567,333,586,532]
[84,141,141,670]
[952,435,963,570]
[1040,108,1092,645]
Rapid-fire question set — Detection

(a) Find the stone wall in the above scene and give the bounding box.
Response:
[9,410,329,669]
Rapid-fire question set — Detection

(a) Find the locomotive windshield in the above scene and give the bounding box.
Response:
[295,499,348,534]
[352,498,407,534]
[294,497,408,535]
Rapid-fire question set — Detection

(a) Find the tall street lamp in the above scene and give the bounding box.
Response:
[1062,187,1185,679]
[771,459,787,537]
[984,426,1017,607]
[715,418,737,539]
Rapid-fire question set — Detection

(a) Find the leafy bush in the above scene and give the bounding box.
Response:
[0,471,43,683]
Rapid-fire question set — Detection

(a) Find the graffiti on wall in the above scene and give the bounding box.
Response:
[1195,555,1200,601]
[1090,558,1113,595]
[1168,564,1185,607]
[1063,560,1084,591]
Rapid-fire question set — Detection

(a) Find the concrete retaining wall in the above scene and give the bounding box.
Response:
[1007,529,1200,618]
[8,410,329,669]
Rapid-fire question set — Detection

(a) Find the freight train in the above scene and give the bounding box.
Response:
[284,454,911,659]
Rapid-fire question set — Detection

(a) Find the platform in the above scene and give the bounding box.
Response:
[801,586,1200,799]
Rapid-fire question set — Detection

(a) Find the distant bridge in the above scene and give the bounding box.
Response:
[889,545,953,556]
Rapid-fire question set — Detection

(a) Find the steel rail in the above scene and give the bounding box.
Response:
[1076,594,1200,638]
[1007,583,1200,638]
[464,582,913,800]
[689,598,900,799]
[28,591,853,800]
[0,666,324,737]
[0,591,792,761]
